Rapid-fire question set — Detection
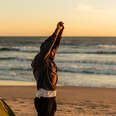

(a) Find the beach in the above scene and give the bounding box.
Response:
[1,37,116,116]
[0,86,116,116]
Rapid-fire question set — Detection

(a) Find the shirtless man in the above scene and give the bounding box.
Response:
[31,22,64,116]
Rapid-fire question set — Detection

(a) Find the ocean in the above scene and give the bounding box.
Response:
[1,36,116,88]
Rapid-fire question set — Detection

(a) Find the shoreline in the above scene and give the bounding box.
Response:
[0,80,116,89]
[0,80,36,86]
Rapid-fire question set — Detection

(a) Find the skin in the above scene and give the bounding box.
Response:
[50,22,64,57]
[42,22,64,60]
[51,22,64,86]
[57,22,64,31]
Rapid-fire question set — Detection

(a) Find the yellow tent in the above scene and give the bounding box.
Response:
[0,98,15,116]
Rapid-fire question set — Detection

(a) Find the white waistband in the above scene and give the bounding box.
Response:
[36,88,56,98]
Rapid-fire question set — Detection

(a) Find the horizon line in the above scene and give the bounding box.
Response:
[0,35,116,37]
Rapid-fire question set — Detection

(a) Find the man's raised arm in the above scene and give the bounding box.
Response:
[51,27,64,53]
[40,22,64,59]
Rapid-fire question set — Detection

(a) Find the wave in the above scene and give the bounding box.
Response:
[58,50,116,54]
[98,44,116,49]
[1,66,116,76]
[56,60,116,66]
[71,51,116,54]
[0,67,32,71]
[1,46,116,54]
[58,68,116,75]
[0,47,39,53]
[0,47,20,51]
[0,57,31,61]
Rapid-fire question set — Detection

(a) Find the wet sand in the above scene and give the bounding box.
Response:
[0,86,116,116]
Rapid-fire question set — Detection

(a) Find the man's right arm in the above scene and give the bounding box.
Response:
[40,22,64,60]
[51,27,64,53]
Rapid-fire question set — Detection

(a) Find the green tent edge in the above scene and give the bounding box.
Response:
[0,98,16,116]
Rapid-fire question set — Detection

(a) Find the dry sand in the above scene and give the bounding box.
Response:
[0,86,116,116]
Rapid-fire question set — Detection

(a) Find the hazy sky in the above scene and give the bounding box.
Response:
[0,0,116,36]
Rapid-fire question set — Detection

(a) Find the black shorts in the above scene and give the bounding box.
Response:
[34,97,57,116]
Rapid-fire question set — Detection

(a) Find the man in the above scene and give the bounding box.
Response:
[31,22,64,116]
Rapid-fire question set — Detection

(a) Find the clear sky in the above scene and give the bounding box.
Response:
[0,0,116,36]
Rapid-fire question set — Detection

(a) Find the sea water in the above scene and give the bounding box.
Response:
[0,36,116,88]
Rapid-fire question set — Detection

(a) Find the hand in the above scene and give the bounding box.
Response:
[57,21,64,30]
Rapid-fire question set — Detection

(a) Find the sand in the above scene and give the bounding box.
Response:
[0,86,116,116]
[0,80,35,86]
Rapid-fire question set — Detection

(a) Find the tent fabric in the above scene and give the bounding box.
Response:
[0,98,15,116]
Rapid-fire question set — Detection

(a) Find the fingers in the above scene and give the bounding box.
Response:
[58,21,64,26]
[57,21,64,30]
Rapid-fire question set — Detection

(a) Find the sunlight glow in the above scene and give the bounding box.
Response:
[0,0,116,36]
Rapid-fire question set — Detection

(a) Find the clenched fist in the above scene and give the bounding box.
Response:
[57,21,64,30]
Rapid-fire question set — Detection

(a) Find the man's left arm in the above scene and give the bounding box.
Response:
[51,27,64,52]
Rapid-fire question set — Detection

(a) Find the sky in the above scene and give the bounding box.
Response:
[0,0,116,36]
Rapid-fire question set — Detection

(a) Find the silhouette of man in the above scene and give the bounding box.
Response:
[31,22,64,116]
